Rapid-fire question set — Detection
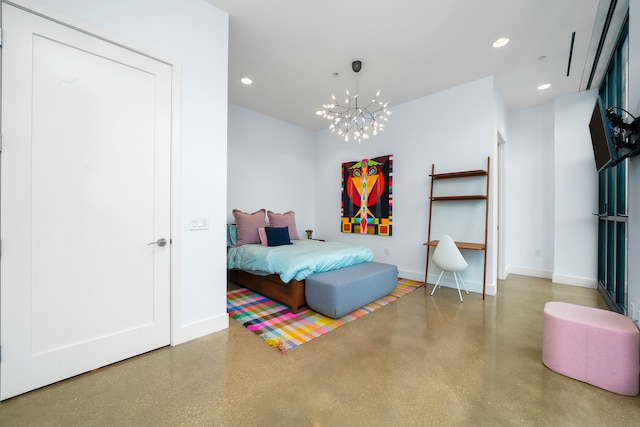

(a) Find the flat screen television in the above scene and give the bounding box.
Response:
[589,97,616,172]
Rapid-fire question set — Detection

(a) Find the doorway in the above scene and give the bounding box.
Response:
[0,3,173,399]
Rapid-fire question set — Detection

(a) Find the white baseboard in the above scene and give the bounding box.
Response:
[406,265,597,296]
[400,268,497,297]
[172,313,229,345]
[551,274,597,289]
[426,273,484,295]
[505,266,597,289]
[398,268,424,282]
[506,266,553,279]
[485,282,497,296]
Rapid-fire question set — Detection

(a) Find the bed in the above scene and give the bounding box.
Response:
[227,239,374,313]
[227,209,374,312]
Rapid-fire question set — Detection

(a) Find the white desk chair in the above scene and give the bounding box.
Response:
[430,235,470,302]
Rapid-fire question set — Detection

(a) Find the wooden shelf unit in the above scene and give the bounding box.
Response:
[424,157,490,299]
[424,240,485,251]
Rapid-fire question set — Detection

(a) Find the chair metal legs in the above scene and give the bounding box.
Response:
[430,271,470,302]
[430,271,445,296]
[452,271,469,302]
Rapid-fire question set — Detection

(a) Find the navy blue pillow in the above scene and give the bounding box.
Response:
[265,226,292,247]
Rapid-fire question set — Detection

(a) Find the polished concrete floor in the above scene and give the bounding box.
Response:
[1,275,639,426]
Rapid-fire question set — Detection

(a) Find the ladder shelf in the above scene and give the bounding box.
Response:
[424,157,490,299]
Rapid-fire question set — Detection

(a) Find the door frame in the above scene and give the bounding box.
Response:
[1,0,182,345]
[497,132,507,281]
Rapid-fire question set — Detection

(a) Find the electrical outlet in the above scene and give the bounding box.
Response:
[384,247,390,255]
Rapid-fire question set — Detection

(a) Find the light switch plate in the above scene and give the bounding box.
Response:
[189,217,209,231]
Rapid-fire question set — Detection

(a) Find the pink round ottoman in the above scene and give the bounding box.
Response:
[542,301,640,396]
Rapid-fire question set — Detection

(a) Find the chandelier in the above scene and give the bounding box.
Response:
[316,60,391,143]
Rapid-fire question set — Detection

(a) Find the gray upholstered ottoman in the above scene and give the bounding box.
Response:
[305,262,398,318]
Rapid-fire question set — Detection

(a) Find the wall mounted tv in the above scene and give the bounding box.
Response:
[589,97,616,173]
[589,98,640,172]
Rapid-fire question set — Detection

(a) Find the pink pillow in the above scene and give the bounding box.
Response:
[267,210,299,240]
[257,227,268,246]
[232,209,266,246]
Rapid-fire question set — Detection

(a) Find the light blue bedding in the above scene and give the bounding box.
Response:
[227,239,374,283]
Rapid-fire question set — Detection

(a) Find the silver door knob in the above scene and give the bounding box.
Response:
[148,238,168,247]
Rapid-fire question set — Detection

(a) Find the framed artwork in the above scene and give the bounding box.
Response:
[341,154,393,236]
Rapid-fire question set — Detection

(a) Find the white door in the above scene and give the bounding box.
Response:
[0,4,172,400]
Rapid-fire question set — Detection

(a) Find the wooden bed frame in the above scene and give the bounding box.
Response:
[228,269,306,313]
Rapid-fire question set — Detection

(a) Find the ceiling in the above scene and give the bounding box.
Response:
[207,0,611,131]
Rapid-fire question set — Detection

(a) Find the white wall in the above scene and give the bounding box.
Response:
[313,77,498,295]
[495,82,508,138]
[553,90,599,287]
[505,91,599,288]
[505,104,555,279]
[227,105,315,232]
[32,0,230,343]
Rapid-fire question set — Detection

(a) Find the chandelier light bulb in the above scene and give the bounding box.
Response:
[316,60,390,143]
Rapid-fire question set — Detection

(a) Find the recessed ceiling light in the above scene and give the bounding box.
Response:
[492,37,510,48]
[537,83,551,90]
[241,77,253,85]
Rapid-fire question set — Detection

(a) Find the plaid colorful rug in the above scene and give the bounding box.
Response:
[227,278,422,352]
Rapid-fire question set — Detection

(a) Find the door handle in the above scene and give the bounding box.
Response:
[147,238,168,247]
